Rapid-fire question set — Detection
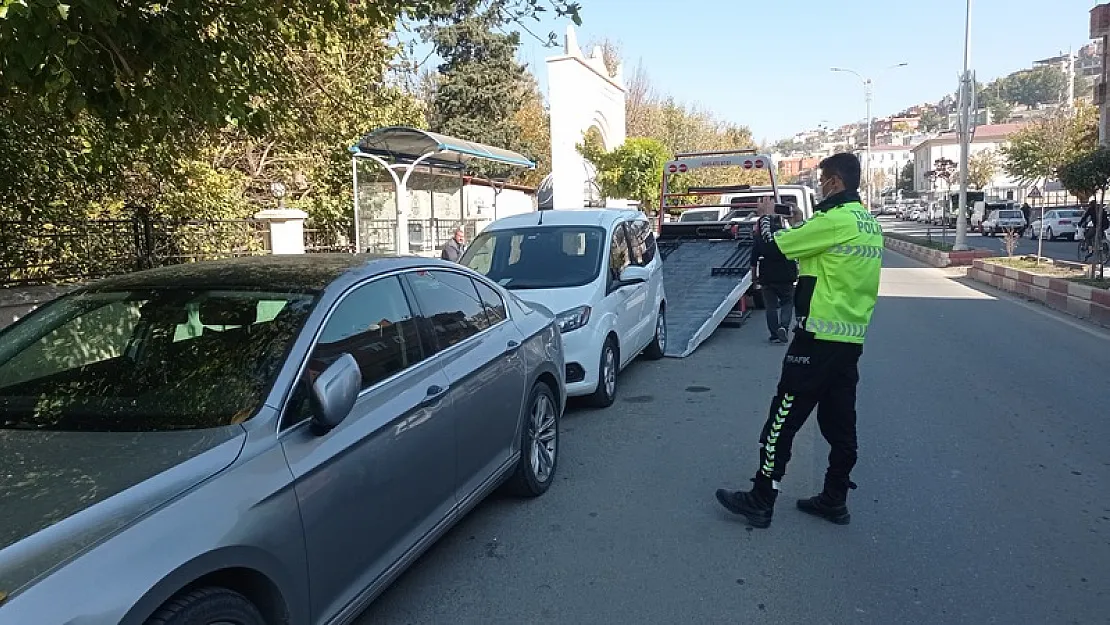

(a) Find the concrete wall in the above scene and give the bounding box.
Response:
[546,25,626,210]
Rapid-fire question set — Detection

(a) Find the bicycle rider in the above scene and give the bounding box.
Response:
[1079,199,1109,256]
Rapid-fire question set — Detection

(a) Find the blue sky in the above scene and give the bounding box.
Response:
[508,0,1101,143]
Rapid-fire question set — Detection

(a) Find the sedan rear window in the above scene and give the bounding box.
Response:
[999,211,1022,218]
[0,289,317,432]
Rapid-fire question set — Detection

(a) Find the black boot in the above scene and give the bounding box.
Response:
[715,474,778,528]
[796,479,855,525]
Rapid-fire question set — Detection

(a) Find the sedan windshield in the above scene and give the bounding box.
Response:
[0,288,317,432]
[461,225,606,289]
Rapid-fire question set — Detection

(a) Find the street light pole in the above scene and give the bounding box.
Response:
[954,0,974,251]
[832,63,908,208]
[865,79,873,206]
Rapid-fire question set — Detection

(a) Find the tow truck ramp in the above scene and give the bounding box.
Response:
[656,150,781,358]
[659,230,753,358]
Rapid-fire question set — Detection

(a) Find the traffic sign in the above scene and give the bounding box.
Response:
[1027,186,1042,200]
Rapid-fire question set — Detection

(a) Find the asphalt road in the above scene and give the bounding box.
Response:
[356,252,1110,625]
[881,216,1084,263]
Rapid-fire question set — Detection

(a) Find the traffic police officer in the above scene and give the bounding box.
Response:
[716,152,883,528]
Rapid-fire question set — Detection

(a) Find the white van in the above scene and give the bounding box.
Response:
[459,209,666,407]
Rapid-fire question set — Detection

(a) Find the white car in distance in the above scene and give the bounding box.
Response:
[460,209,667,407]
[1028,209,1085,241]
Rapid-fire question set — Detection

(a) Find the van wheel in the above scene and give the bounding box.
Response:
[644,306,666,360]
[145,587,264,625]
[588,337,618,408]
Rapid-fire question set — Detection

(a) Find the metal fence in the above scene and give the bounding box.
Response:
[0,214,270,286]
[304,220,356,254]
[357,218,481,254]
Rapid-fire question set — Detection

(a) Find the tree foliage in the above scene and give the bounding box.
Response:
[1057,146,1110,204]
[967,149,1000,189]
[998,66,1067,108]
[578,137,671,210]
[426,6,527,166]
[1000,102,1098,187]
[0,0,581,222]
[897,161,915,193]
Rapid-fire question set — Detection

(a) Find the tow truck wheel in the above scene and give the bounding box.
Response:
[644,306,666,360]
[587,337,618,408]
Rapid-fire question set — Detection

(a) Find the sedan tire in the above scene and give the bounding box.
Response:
[505,382,559,498]
[145,587,265,625]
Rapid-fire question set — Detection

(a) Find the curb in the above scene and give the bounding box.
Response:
[967,259,1110,328]
[884,236,994,268]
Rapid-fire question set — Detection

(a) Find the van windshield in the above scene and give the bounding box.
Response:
[460,226,607,290]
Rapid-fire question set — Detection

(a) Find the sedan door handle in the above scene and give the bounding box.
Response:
[420,384,450,407]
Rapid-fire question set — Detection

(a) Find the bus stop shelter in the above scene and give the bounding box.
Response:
[350,126,535,254]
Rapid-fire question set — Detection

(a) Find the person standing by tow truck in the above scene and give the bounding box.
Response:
[715,152,883,529]
[751,209,797,344]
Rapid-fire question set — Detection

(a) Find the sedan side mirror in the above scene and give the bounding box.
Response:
[310,353,361,434]
[618,265,650,285]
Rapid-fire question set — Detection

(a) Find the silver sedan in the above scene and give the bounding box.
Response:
[0,254,565,625]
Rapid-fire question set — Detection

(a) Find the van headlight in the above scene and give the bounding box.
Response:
[556,306,591,333]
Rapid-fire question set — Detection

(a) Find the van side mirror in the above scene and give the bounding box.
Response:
[310,353,361,434]
[618,265,650,285]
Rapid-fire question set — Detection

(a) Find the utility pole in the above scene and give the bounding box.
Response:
[1067,49,1075,109]
[953,0,973,251]
[832,63,908,208]
[865,79,873,206]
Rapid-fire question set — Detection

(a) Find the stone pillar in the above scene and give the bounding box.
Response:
[253,208,308,255]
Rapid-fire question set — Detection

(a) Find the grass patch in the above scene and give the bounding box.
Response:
[884,232,954,251]
[984,256,1088,278]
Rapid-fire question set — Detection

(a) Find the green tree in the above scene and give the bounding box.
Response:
[578,137,672,210]
[425,3,532,177]
[1057,147,1110,277]
[897,161,915,193]
[967,149,1000,189]
[512,76,552,188]
[1000,102,1098,190]
[919,108,943,132]
[0,0,580,219]
[999,66,1068,108]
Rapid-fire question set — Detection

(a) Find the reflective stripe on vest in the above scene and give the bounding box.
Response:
[828,244,884,259]
[803,317,868,339]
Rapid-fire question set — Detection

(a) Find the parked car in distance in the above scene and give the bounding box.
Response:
[460,209,666,407]
[1028,209,1085,241]
[982,209,1028,236]
[0,254,565,625]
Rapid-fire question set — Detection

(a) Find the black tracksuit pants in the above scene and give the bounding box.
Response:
[757,332,863,503]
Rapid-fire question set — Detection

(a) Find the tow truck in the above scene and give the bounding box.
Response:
[655,149,785,358]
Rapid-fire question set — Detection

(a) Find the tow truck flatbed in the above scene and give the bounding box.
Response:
[658,227,754,357]
[655,151,780,358]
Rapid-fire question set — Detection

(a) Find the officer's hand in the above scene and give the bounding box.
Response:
[789,206,804,224]
[756,197,775,216]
